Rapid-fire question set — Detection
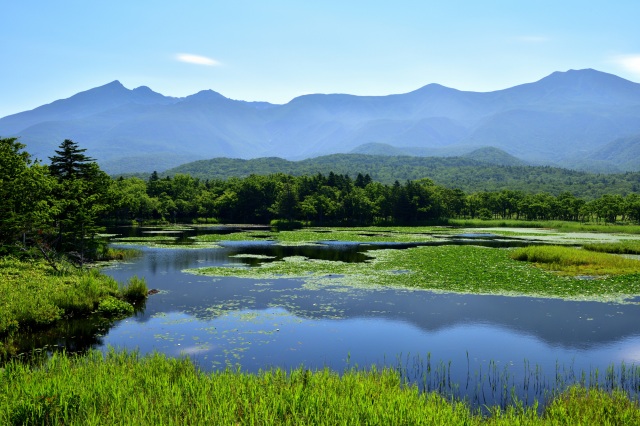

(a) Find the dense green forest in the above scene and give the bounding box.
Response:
[3,137,640,261]
[1,137,111,264]
[164,154,640,198]
[110,171,640,225]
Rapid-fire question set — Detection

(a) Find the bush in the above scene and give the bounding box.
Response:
[96,296,134,317]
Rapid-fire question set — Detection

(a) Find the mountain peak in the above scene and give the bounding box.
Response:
[538,68,635,87]
[409,83,459,96]
[186,89,227,101]
[91,80,127,92]
[105,80,125,87]
[133,85,153,93]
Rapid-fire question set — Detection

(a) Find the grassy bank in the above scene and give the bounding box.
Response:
[1,350,638,425]
[0,258,147,337]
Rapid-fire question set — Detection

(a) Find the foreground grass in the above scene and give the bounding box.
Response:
[188,244,640,302]
[511,245,640,276]
[0,258,147,336]
[1,350,638,425]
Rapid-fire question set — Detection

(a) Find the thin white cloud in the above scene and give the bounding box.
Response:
[175,53,220,66]
[517,36,550,43]
[613,54,640,74]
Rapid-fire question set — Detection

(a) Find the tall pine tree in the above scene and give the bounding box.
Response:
[49,139,110,264]
[49,139,95,180]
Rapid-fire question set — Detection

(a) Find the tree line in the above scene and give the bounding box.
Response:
[162,154,640,198]
[111,168,640,226]
[3,137,640,262]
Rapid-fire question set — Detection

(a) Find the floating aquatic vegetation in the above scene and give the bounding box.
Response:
[186,244,640,303]
[229,254,277,260]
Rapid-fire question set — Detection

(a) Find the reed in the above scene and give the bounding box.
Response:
[447,219,640,234]
[583,241,640,255]
[509,245,640,276]
[98,247,142,261]
[1,350,639,425]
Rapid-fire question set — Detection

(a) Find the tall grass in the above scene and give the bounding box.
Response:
[510,245,640,276]
[0,258,147,336]
[1,350,639,425]
[98,247,142,261]
[448,218,640,234]
[583,241,640,255]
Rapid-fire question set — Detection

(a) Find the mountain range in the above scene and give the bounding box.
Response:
[2,69,640,174]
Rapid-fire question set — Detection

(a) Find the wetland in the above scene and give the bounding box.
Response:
[14,224,638,409]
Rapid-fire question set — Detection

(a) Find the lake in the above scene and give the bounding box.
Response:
[24,225,639,408]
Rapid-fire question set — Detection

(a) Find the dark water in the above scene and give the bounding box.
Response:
[18,226,640,408]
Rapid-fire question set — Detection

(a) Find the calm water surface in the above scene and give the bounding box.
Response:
[95,227,640,406]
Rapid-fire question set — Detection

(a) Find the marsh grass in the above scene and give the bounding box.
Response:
[584,240,640,255]
[112,235,179,243]
[0,258,147,336]
[448,219,640,234]
[119,275,148,302]
[188,245,640,302]
[510,246,640,276]
[193,227,439,245]
[1,350,639,425]
[98,247,141,261]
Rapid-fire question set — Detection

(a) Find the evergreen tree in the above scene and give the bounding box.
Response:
[0,138,57,255]
[49,139,95,180]
[49,140,110,264]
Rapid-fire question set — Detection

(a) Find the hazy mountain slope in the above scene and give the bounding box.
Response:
[0,81,176,135]
[464,106,640,163]
[3,69,640,173]
[583,135,640,171]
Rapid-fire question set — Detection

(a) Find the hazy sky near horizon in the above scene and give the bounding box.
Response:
[2,0,640,118]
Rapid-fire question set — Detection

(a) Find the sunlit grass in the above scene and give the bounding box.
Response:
[1,350,638,425]
[98,247,142,261]
[510,246,640,276]
[583,240,640,255]
[5,352,640,425]
[448,219,640,234]
[0,258,147,336]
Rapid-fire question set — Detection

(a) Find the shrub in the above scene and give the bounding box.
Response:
[96,296,134,317]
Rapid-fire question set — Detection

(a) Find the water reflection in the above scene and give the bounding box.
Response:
[106,249,640,351]
[12,225,640,409]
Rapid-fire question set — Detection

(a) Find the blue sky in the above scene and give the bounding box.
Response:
[2,0,640,118]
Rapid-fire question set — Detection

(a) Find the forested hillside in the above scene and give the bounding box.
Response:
[164,154,640,199]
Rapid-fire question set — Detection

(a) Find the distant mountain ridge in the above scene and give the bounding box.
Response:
[1,69,640,174]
